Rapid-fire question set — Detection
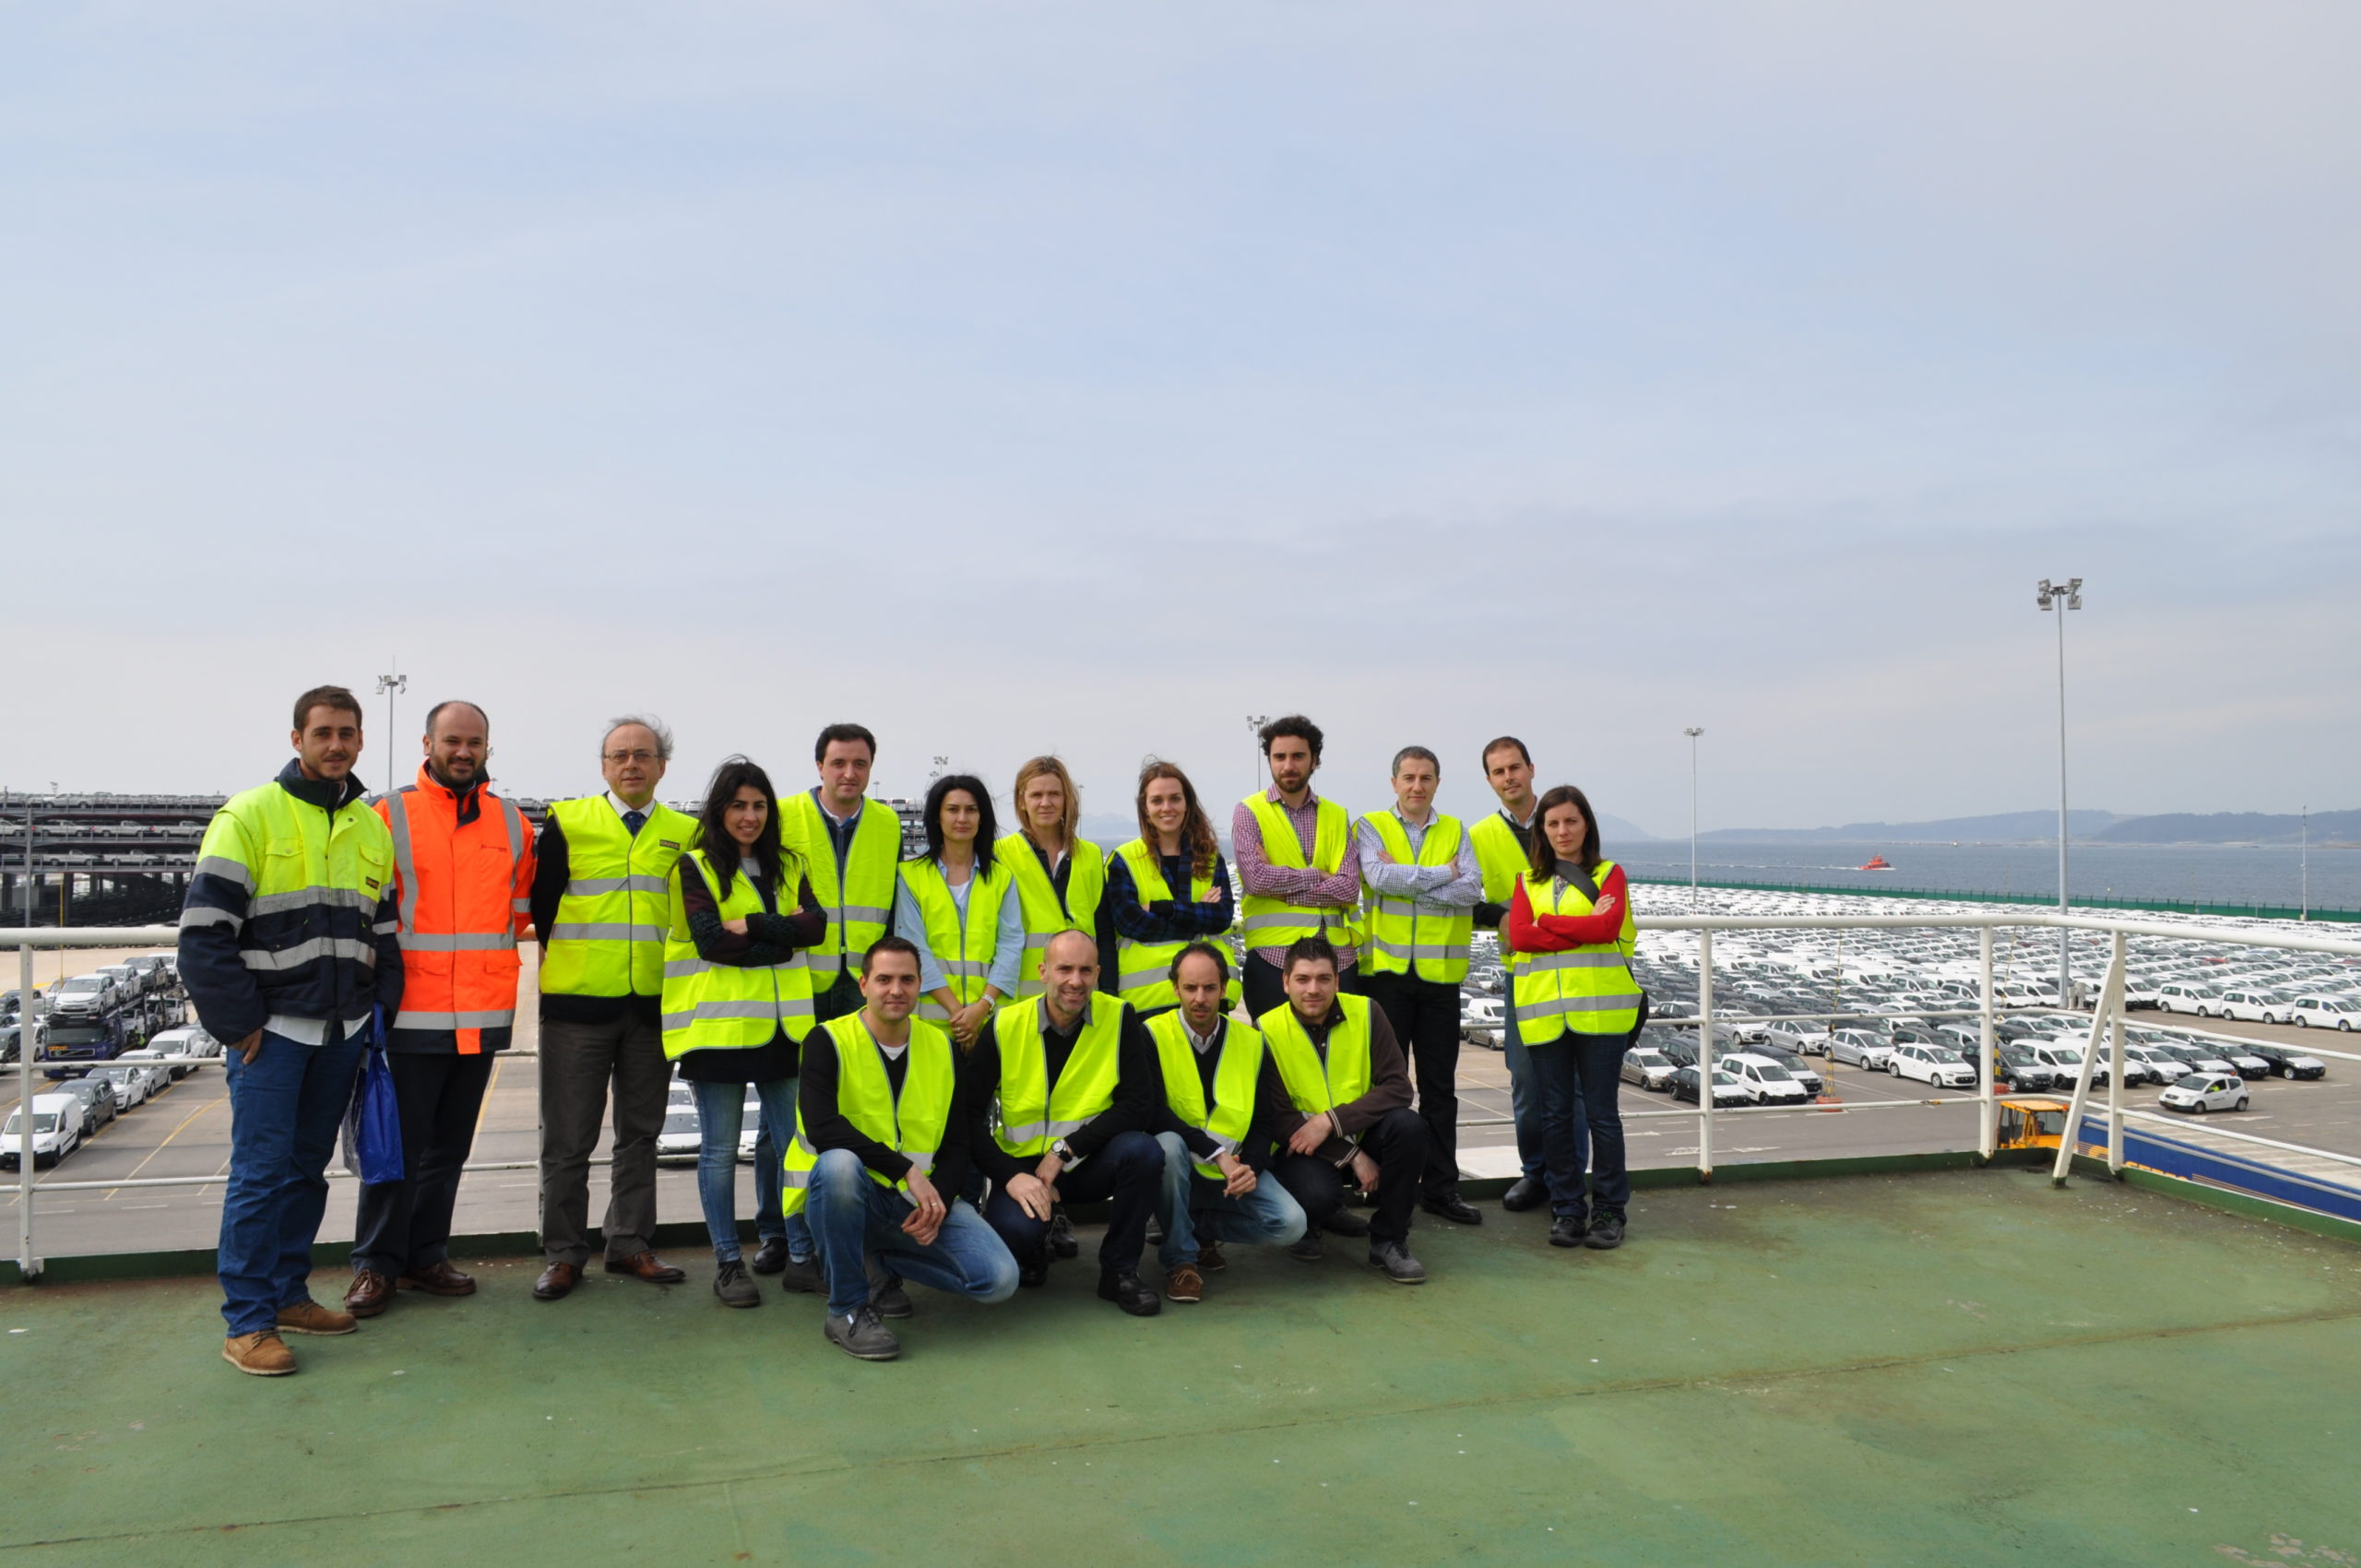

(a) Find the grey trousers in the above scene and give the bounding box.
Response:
[538,1012,670,1265]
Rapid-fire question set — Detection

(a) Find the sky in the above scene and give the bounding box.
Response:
[4,3,2355,837]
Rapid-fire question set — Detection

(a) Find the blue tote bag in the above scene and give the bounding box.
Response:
[343,1004,405,1184]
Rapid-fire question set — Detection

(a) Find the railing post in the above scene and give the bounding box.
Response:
[1696,927,1714,1182]
[16,940,36,1280]
[1977,927,1997,1159]
[2104,932,2128,1174]
[2049,926,2128,1187]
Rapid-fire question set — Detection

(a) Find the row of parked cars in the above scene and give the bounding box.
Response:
[3,954,223,1170]
[656,1075,775,1165]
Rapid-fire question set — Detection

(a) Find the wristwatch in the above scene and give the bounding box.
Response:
[1050,1137,1082,1169]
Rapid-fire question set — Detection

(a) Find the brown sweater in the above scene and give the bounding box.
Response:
[1268,999,1415,1163]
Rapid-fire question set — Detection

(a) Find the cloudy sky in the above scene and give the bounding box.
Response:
[5,4,2354,836]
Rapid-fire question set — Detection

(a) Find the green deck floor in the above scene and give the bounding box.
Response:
[6,1168,2360,1566]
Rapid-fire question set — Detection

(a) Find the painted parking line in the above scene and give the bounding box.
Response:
[107,1083,230,1198]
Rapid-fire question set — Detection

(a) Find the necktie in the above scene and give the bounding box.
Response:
[623,810,646,837]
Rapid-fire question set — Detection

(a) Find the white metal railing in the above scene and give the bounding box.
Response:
[12,911,2361,1278]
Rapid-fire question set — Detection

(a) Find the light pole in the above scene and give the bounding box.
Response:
[2301,804,2309,922]
[1683,727,1704,911]
[1245,714,1269,794]
[2036,577,2082,1008]
[374,663,408,796]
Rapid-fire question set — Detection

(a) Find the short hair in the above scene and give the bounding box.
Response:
[602,714,674,763]
[1390,744,1440,778]
[422,699,487,738]
[1481,735,1533,769]
[1012,755,1080,846]
[292,685,362,732]
[813,723,878,766]
[1258,714,1324,762]
[860,934,922,977]
[1281,935,1339,976]
[1169,940,1231,986]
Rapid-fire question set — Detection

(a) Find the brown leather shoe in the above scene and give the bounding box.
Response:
[602,1250,685,1284]
[276,1298,358,1336]
[223,1330,297,1376]
[533,1261,582,1301]
[397,1260,476,1297]
[344,1268,395,1318]
[1164,1263,1204,1303]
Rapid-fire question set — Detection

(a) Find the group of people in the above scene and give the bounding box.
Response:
[181,691,1643,1373]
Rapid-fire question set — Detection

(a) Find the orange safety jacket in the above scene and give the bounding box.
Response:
[374,766,536,1054]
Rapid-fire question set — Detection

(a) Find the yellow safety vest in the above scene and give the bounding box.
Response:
[1468,811,1533,977]
[540,798,696,997]
[185,778,395,1012]
[1358,812,1473,985]
[998,832,1106,1000]
[658,849,816,1058]
[1257,994,1375,1115]
[1238,793,1363,956]
[1109,837,1240,1011]
[898,856,1013,1023]
[777,792,901,982]
[779,1013,956,1216]
[991,993,1128,1159]
[1147,1011,1263,1180]
[1511,861,1642,1044]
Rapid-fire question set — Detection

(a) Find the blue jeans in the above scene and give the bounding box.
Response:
[805,1147,1018,1319]
[1152,1131,1307,1267]
[1501,992,1545,1179]
[219,1030,366,1337]
[687,1078,811,1264]
[1526,1030,1631,1219]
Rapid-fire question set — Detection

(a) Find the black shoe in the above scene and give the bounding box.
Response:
[777,1253,824,1295]
[867,1256,913,1319]
[1500,1174,1548,1212]
[1323,1207,1370,1239]
[1369,1241,1427,1284]
[1197,1240,1227,1273]
[1583,1211,1626,1250]
[1548,1214,1587,1249]
[713,1260,762,1308]
[749,1237,791,1275]
[1287,1232,1324,1263]
[1421,1190,1484,1226]
[1048,1206,1080,1259]
[1097,1270,1161,1316]
[1017,1250,1050,1289]
[825,1303,901,1361]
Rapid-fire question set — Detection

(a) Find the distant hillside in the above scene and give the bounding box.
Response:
[2093,810,2361,845]
[1701,810,2125,844]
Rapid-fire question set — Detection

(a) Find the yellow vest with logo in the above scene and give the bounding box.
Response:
[898,856,1013,1023]
[1257,994,1375,1115]
[991,993,1128,1159]
[1358,813,1473,984]
[1147,1011,1263,1180]
[999,832,1107,1000]
[1468,811,1533,976]
[658,849,816,1058]
[1109,838,1240,1011]
[777,793,902,982]
[779,1013,956,1216]
[1238,793,1363,956]
[540,798,696,997]
[1511,861,1642,1044]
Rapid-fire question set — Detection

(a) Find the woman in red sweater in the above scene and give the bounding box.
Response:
[1506,784,1643,1251]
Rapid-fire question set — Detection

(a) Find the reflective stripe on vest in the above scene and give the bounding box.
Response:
[1146,1011,1263,1180]
[899,857,1011,1022]
[540,798,695,998]
[1358,812,1473,984]
[1510,861,1642,1045]
[780,1013,956,1217]
[779,793,900,981]
[991,994,1127,1158]
[1110,838,1240,1011]
[1468,812,1535,975]
[194,782,394,992]
[1257,993,1375,1117]
[658,849,817,1059]
[378,772,529,1051]
[1238,793,1362,955]
[1000,832,1107,999]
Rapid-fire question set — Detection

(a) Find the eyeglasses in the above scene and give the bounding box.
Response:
[602,750,658,765]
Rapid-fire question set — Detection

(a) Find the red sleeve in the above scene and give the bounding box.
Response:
[1535,864,1629,944]
[1508,879,1581,954]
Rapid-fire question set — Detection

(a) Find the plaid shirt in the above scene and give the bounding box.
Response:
[1231,786,1361,969]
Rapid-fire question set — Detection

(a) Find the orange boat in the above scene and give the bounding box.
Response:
[1859,855,1892,871]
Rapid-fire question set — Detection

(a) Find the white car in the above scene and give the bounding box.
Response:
[145,1025,219,1077]
[2154,981,2223,1016]
[0,1093,86,1169]
[1717,1053,1813,1105]
[1889,1043,1976,1088]
[736,1087,767,1160]
[1827,1028,1895,1070]
[1620,1047,1679,1091]
[2123,1043,2191,1083]
[2158,1073,2248,1113]
[49,973,117,1017]
[2215,989,2287,1025]
[84,1061,167,1111]
[1459,996,1506,1047]
[656,1107,703,1165]
[1761,1022,1833,1057]
[2288,994,2361,1031]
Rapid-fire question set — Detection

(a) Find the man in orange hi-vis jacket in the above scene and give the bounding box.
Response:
[345,699,535,1319]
